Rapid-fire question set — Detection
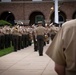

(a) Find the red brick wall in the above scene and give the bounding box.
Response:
[59,2,76,20]
[0,2,76,22]
[23,2,53,20]
[0,3,24,20]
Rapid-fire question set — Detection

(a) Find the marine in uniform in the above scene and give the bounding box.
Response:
[27,26,33,46]
[45,24,51,44]
[0,26,4,50]
[3,25,11,48]
[11,25,22,51]
[24,25,30,47]
[36,21,46,56]
[21,25,28,48]
[50,23,60,40]
[32,25,38,51]
[46,19,76,75]
[18,25,22,50]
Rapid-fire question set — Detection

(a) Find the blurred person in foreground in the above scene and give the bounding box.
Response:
[46,19,76,75]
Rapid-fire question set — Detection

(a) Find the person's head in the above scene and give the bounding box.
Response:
[37,21,43,26]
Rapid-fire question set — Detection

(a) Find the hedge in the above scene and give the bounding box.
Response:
[0,20,12,26]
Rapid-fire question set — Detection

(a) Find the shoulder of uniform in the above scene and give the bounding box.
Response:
[62,19,76,27]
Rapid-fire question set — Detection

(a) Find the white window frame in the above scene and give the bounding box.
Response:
[1,0,11,2]
[32,0,42,1]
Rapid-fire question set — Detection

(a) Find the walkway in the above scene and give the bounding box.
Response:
[0,41,57,75]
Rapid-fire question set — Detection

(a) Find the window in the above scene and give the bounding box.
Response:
[1,0,11,2]
[59,15,64,24]
[32,0,42,1]
[72,11,76,19]
[50,11,66,24]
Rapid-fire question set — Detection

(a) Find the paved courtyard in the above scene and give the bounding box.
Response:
[0,41,57,75]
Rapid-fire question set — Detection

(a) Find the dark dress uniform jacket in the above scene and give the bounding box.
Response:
[46,19,76,75]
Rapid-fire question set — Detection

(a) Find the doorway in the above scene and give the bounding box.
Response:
[0,11,15,25]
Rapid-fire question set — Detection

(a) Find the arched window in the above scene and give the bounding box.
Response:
[72,11,76,19]
[50,11,66,24]
[29,11,45,25]
[0,11,15,25]
[1,0,11,2]
[59,15,64,22]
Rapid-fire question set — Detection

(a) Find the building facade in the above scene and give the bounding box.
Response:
[0,0,76,25]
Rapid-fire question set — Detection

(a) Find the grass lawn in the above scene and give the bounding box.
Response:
[0,46,14,57]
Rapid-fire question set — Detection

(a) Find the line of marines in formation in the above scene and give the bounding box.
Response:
[0,22,61,56]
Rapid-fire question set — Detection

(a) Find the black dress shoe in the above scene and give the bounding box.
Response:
[14,50,17,52]
[39,54,43,56]
[34,50,37,52]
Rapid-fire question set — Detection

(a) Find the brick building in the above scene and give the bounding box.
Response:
[0,0,76,25]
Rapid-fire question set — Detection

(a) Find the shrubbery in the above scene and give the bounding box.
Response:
[0,20,12,26]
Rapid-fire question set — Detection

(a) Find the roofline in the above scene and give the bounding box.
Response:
[0,0,76,4]
[0,1,52,4]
